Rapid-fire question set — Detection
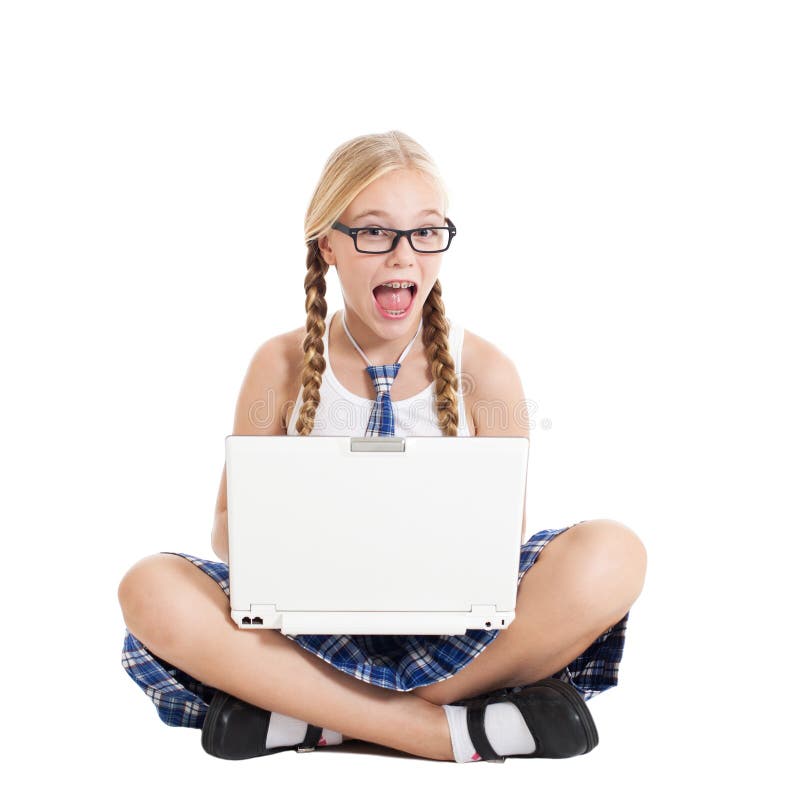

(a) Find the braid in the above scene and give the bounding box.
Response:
[422,279,460,436]
[294,242,329,436]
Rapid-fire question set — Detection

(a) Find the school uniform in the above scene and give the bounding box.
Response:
[121,311,629,728]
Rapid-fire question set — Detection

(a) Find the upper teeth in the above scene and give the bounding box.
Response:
[380,282,414,289]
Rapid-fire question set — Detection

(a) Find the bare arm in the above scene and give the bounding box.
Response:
[210,466,230,563]
[211,335,294,562]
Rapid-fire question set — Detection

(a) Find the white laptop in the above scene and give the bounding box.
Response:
[225,435,529,636]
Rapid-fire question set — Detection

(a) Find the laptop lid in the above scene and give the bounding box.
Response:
[225,435,529,635]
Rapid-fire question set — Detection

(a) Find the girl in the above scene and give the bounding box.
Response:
[118,130,647,764]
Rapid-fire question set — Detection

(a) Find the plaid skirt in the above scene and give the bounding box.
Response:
[121,523,630,728]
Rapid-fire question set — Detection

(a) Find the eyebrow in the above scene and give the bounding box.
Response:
[350,209,444,224]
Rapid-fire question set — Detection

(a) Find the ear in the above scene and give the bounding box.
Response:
[318,233,336,266]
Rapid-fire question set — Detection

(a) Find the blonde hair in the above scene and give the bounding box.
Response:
[295,130,460,437]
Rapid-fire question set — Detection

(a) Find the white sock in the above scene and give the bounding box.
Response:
[265,710,343,749]
[443,702,536,762]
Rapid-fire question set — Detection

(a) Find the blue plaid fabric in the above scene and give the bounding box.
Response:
[364,363,401,436]
[121,524,630,728]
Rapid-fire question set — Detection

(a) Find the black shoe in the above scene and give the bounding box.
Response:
[458,678,599,761]
[201,690,323,760]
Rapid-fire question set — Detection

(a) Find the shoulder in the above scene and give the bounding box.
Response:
[461,327,520,386]
[234,326,307,435]
[461,328,527,436]
[247,326,305,382]
[277,324,307,373]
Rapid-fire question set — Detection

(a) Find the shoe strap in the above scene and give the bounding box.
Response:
[466,704,501,761]
[298,723,323,751]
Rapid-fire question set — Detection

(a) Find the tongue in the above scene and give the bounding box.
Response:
[374,285,413,310]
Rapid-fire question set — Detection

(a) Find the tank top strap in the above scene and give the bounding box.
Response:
[446,318,470,436]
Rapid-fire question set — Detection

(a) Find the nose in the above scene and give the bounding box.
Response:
[388,232,416,264]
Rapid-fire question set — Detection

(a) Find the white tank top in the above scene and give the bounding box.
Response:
[286,310,472,437]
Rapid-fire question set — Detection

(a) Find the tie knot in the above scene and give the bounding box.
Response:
[366,363,401,395]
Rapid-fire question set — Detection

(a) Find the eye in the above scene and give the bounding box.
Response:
[413,227,433,238]
[364,227,388,237]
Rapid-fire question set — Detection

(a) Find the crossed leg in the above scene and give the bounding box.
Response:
[411,519,647,705]
[118,519,646,761]
[120,551,456,760]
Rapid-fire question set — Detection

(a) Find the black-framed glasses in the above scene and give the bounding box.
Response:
[331,217,457,254]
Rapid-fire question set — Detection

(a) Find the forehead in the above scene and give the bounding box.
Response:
[345,168,444,222]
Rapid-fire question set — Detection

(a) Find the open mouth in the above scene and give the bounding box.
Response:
[372,281,418,317]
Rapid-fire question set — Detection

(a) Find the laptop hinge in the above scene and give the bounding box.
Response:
[470,605,497,617]
[350,437,405,452]
[469,604,506,631]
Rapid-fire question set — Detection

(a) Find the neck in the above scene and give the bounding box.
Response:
[335,307,423,365]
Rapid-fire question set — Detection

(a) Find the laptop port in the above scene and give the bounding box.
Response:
[252,616,263,625]
[242,617,252,625]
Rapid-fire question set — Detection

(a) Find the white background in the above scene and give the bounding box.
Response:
[2,1,797,796]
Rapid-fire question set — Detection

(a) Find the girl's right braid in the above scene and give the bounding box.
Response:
[295,242,329,436]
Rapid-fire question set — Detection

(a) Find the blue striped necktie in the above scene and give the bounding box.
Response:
[340,311,423,437]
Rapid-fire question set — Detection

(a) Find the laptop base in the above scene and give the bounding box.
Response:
[231,605,516,635]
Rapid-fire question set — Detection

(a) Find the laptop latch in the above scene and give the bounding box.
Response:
[350,437,405,452]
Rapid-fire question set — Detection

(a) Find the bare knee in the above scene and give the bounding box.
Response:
[550,519,648,615]
[118,553,225,651]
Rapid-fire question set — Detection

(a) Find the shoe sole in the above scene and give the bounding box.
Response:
[201,692,223,757]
